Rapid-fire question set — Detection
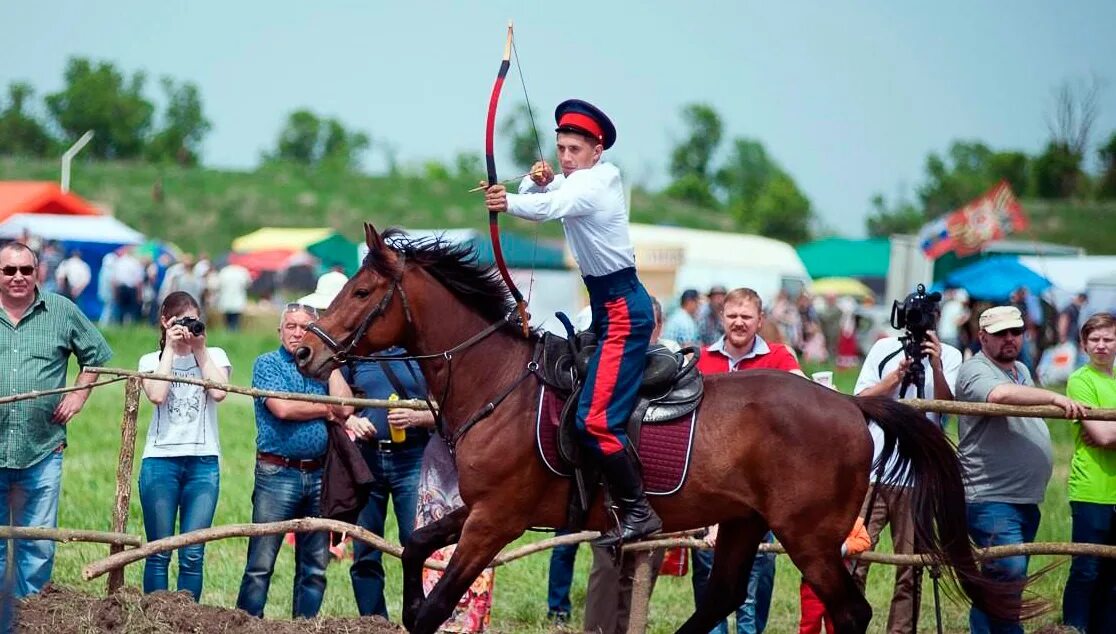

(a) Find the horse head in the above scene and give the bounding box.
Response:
[294,222,411,380]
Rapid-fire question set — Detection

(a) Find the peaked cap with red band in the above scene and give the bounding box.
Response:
[554,98,617,150]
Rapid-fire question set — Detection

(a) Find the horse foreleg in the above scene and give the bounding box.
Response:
[675,516,768,634]
[402,507,468,632]
[411,508,525,634]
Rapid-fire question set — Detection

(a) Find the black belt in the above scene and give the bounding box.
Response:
[362,435,429,453]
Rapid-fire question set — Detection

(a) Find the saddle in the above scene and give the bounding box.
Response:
[537,313,704,528]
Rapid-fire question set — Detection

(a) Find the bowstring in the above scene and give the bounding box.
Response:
[511,34,545,305]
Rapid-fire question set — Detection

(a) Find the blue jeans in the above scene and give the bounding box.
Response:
[236,461,329,618]
[966,502,1040,634]
[0,450,62,597]
[138,456,220,600]
[350,441,424,618]
[547,529,578,617]
[1063,501,1116,632]
[691,532,775,634]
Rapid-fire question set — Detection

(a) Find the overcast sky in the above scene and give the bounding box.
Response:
[3,1,1114,236]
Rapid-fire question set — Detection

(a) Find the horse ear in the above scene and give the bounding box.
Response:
[364,223,379,250]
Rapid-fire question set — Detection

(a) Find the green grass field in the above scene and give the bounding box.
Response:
[46,324,1079,632]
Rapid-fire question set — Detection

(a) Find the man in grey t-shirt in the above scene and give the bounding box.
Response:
[956,305,1087,634]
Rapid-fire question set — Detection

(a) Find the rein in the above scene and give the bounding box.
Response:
[303,254,539,455]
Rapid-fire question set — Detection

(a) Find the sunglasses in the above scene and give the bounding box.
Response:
[284,302,320,318]
[1,265,35,277]
[989,327,1024,338]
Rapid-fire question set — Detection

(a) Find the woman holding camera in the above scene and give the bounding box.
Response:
[136,290,230,600]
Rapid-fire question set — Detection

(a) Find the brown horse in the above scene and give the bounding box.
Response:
[294,224,1026,634]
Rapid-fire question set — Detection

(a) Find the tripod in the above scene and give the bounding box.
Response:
[896,332,927,400]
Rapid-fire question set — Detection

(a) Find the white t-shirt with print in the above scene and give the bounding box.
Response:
[138,347,231,459]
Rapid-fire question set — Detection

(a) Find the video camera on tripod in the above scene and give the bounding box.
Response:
[888,284,942,398]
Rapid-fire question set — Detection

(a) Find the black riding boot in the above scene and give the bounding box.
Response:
[593,449,662,547]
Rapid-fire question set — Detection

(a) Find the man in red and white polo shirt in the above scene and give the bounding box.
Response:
[697,287,804,376]
[692,286,803,633]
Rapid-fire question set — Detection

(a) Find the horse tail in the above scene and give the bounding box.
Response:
[852,395,1044,624]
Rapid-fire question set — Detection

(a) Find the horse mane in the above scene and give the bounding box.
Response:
[368,228,517,325]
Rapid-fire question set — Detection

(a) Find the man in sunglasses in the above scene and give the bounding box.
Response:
[237,301,353,619]
[956,305,1088,634]
[0,242,112,597]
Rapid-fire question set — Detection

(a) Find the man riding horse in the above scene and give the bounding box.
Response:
[484,99,661,547]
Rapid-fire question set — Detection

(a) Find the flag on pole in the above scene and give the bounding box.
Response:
[918,181,1027,259]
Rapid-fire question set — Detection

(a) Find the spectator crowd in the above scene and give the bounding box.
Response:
[2,232,1114,633]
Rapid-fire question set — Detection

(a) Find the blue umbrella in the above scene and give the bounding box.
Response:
[942,256,1052,301]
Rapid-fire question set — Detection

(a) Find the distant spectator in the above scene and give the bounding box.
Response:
[1010,287,1038,375]
[112,246,146,324]
[37,242,63,294]
[770,289,801,350]
[97,248,120,326]
[1058,293,1089,367]
[216,264,253,332]
[17,228,41,256]
[663,289,701,348]
[938,289,969,350]
[1061,313,1116,633]
[0,242,112,597]
[818,294,842,362]
[159,255,203,307]
[697,285,728,345]
[957,305,1088,634]
[138,255,157,321]
[54,249,91,302]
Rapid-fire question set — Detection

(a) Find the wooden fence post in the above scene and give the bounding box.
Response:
[626,550,653,634]
[107,376,141,594]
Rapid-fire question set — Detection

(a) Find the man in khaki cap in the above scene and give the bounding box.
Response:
[955,305,1088,634]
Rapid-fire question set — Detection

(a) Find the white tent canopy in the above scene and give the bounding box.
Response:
[0,213,144,245]
[1018,255,1116,311]
[625,223,811,305]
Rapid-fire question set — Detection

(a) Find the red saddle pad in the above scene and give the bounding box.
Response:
[534,385,695,495]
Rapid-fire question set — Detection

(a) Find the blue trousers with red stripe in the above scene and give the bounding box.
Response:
[577,268,654,457]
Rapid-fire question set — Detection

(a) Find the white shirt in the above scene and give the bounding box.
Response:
[138,348,231,459]
[507,162,634,277]
[938,299,966,342]
[113,254,146,287]
[55,256,92,293]
[855,336,962,485]
[216,265,251,313]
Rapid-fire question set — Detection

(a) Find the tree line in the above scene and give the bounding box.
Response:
[0,57,369,170]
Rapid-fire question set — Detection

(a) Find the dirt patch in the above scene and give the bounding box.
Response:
[16,585,403,633]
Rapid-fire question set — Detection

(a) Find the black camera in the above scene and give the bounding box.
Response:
[173,316,206,336]
[888,284,942,398]
[890,284,942,335]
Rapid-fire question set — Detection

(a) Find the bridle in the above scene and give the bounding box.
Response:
[304,251,412,369]
[301,250,539,455]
